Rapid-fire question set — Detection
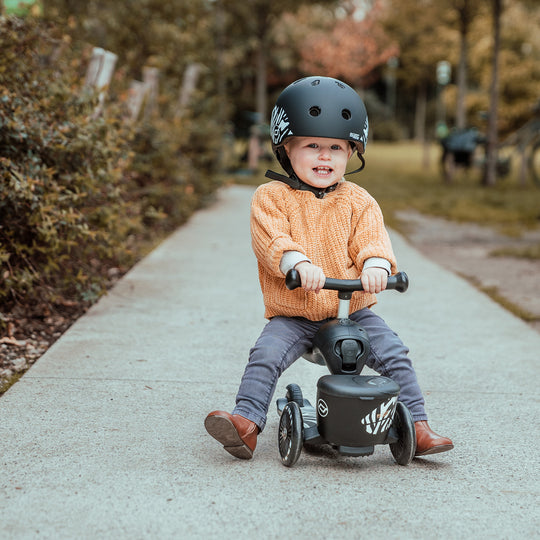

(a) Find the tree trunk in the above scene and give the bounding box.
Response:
[456,8,469,130]
[214,0,227,172]
[254,3,268,126]
[414,83,427,143]
[255,42,267,124]
[483,0,502,187]
[250,5,270,171]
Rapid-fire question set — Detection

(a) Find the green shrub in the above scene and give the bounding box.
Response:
[0,16,222,327]
[0,18,135,308]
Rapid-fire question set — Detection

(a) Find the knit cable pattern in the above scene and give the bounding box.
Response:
[251,180,397,320]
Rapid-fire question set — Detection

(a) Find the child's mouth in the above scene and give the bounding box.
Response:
[313,166,333,175]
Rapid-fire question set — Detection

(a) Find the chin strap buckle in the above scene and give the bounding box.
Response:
[265,170,338,199]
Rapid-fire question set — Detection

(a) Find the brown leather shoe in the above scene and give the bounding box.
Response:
[415,421,454,456]
[204,411,258,459]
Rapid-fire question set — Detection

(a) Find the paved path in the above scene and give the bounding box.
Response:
[1,185,538,539]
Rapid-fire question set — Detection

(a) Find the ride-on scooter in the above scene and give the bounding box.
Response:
[276,269,416,467]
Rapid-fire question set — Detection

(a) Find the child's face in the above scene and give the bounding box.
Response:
[284,137,353,189]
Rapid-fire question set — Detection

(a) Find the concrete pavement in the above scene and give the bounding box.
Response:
[1,185,539,539]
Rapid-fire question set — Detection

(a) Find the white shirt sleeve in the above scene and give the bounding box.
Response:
[279,251,311,275]
[280,253,390,276]
[363,257,391,275]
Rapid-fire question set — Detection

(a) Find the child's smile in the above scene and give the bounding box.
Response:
[284,136,352,190]
[313,166,332,176]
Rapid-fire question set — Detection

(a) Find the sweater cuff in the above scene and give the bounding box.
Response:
[363,257,391,275]
[279,251,311,275]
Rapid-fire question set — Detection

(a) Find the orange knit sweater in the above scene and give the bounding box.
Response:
[251,180,398,320]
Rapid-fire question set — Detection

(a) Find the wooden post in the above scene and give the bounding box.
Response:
[248,125,261,171]
[84,47,106,88]
[126,80,146,124]
[518,148,528,187]
[84,47,118,119]
[176,63,202,118]
[125,67,160,124]
[142,66,159,121]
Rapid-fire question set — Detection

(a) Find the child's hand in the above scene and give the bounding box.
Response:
[360,267,388,294]
[294,262,326,293]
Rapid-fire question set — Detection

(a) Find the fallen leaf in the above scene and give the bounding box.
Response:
[0,336,24,346]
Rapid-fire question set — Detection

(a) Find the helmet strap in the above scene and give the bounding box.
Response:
[344,153,365,176]
[265,170,338,199]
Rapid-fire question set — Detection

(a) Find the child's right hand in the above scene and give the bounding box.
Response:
[294,262,325,293]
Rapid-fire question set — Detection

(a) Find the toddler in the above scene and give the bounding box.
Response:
[205,76,453,459]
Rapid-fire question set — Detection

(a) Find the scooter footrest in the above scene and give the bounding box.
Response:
[337,445,374,457]
[303,425,322,443]
[299,402,317,429]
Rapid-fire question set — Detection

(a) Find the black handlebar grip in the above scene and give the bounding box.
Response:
[285,269,409,293]
[387,271,409,293]
[285,268,302,290]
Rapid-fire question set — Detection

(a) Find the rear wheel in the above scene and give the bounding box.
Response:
[278,402,303,467]
[389,402,416,466]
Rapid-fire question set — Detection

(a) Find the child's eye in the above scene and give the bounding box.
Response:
[307,143,318,149]
[331,145,342,150]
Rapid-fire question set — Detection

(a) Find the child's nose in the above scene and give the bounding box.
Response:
[319,147,331,159]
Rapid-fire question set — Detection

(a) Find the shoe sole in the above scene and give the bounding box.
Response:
[204,415,253,460]
[415,443,454,457]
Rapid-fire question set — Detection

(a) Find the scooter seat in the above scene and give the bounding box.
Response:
[302,349,326,366]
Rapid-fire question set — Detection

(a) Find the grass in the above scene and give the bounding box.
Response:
[357,141,540,238]
[490,244,540,259]
[231,140,540,248]
[478,284,540,324]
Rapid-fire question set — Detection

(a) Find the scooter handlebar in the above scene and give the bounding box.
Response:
[285,269,409,293]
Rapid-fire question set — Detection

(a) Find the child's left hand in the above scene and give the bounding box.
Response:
[360,267,388,294]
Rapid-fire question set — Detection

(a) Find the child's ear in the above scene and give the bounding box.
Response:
[283,142,290,157]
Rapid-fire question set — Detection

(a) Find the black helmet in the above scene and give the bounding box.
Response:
[270,76,369,176]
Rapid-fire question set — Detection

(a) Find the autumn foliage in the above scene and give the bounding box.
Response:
[299,1,398,87]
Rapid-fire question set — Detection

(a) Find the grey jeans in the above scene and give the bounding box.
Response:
[233,308,427,431]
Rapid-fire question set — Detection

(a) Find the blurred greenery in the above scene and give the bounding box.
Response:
[232,141,540,239]
[1,0,539,330]
[358,143,540,233]
[0,12,222,321]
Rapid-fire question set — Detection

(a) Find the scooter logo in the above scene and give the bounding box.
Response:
[360,396,397,435]
[317,398,329,417]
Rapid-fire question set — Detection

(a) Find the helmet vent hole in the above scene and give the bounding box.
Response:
[342,109,351,120]
[309,106,321,117]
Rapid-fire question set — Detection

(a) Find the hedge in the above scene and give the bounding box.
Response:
[0,16,222,328]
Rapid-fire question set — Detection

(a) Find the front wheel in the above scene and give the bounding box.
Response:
[278,401,303,467]
[389,402,416,466]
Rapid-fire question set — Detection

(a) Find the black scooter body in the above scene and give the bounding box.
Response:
[317,374,400,448]
[277,270,416,466]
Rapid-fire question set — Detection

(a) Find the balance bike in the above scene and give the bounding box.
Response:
[276,270,416,467]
